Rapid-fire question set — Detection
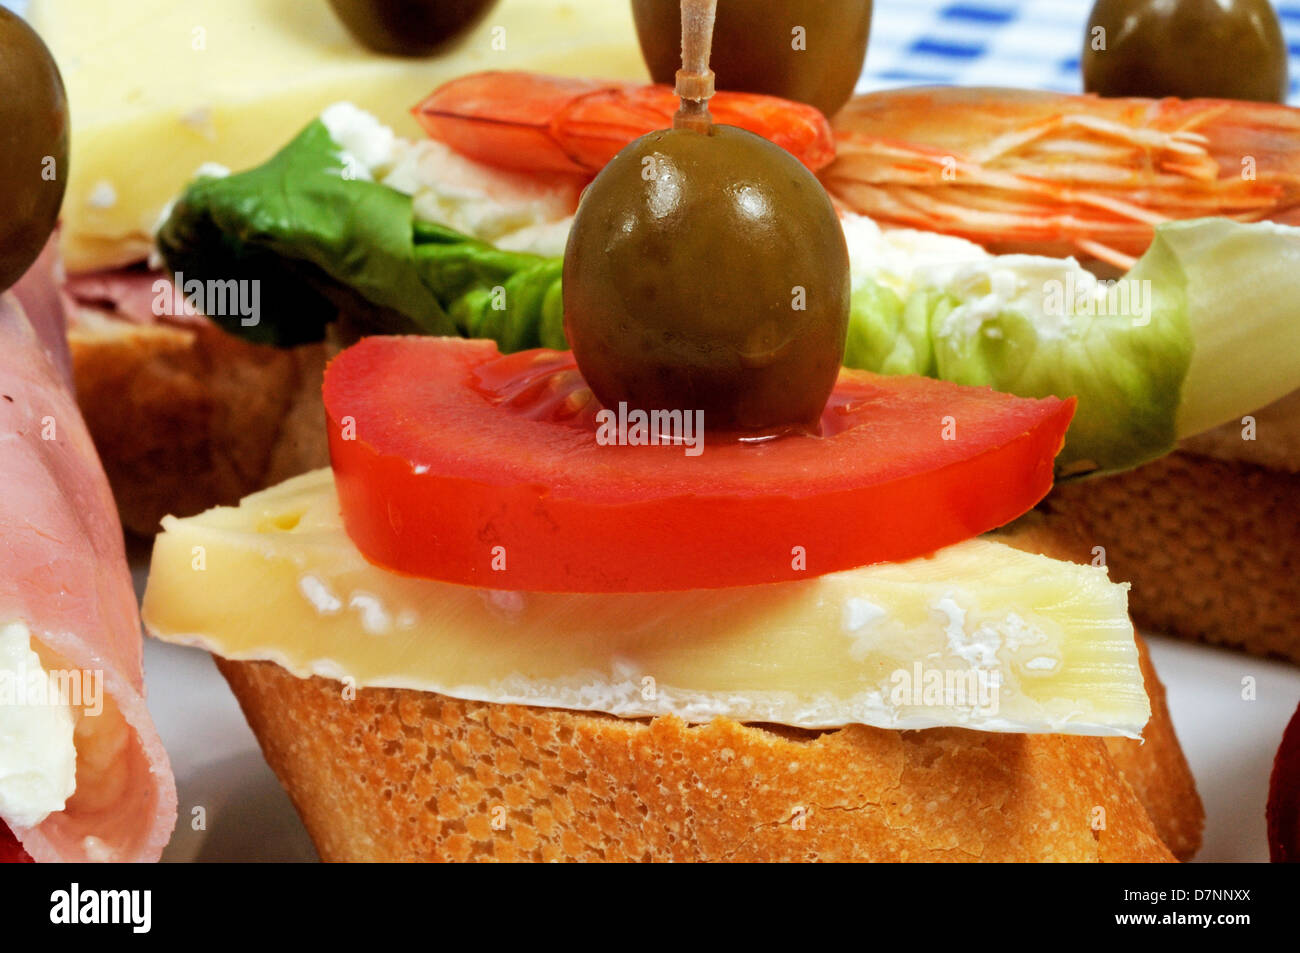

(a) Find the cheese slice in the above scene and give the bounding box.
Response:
[142,469,1151,736]
[29,0,646,272]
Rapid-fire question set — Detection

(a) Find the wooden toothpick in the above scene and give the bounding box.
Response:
[673,0,717,133]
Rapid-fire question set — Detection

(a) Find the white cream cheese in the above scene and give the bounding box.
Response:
[492,217,575,258]
[0,622,77,830]
[193,161,231,181]
[387,141,581,247]
[316,102,581,247]
[838,211,988,294]
[836,211,1112,341]
[320,101,398,181]
[347,592,391,635]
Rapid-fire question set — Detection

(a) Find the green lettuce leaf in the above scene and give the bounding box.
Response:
[846,218,1300,476]
[934,239,1191,477]
[845,247,1191,476]
[1160,219,1300,438]
[844,279,936,378]
[156,120,562,351]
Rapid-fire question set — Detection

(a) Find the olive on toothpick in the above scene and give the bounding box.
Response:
[632,0,873,117]
[564,0,850,433]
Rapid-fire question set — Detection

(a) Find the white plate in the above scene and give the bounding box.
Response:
[1141,636,1298,862]
[135,543,1300,861]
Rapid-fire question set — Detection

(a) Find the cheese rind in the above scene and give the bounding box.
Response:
[30,0,646,271]
[142,469,1151,736]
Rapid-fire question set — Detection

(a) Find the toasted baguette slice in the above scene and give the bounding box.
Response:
[1044,452,1300,664]
[216,655,1180,862]
[211,525,1201,866]
[68,312,329,536]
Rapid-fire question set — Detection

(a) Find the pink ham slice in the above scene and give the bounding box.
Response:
[64,267,206,330]
[1,256,176,862]
[12,237,72,386]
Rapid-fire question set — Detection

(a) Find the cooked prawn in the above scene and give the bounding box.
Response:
[414,74,1300,269]
[825,86,1300,268]
[412,71,836,176]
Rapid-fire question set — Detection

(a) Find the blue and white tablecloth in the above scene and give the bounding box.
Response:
[7,0,1300,104]
[859,0,1300,103]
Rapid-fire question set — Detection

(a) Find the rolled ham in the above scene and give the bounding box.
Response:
[12,236,72,386]
[64,266,206,331]
[0,252,176,862]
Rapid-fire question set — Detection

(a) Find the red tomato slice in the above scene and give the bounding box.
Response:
[0,819,33,863]
[1268,699,1300,863]
[324,337,1075,592]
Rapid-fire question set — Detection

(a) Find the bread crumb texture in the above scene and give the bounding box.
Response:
[218,659,1174,862]
[68,319,328,534]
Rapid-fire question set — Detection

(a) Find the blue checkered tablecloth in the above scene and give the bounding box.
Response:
[860,0,1300,103]
[7,0,1300,103]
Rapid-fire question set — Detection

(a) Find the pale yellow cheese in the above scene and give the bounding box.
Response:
[30,0,647,271]
[142,469,1151,736]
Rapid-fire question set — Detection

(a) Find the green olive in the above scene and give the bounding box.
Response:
[1083,0,1288,102]
[563,124,850,434]
[326,0,498,57]
[632,0,873,117]
[0,8,67,292]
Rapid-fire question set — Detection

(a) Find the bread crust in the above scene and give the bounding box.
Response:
[68,313,328,535]
[1178,390,1300,473]
[216,500,1202,862]
[1044,452,1300,663]
[216,657,1176,862]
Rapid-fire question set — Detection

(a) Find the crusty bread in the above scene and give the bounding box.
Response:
[216,656,1179,862]
[211,514,1203,863]
[1044,451,1300,664]
[1178,390,1300,474]
[67,312,329,536]
[993,512,1204,860]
